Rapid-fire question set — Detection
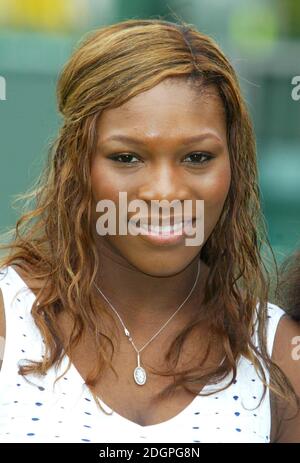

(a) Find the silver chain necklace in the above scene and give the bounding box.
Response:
[93,259,201,386]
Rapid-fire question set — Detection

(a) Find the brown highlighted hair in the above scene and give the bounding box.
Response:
[0,18,298,411]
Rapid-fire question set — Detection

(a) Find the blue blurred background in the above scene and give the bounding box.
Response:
[0,0,299,264]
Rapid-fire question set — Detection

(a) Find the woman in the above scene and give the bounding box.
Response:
[0,18,299,443]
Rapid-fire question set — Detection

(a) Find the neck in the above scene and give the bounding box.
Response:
[94,239,208,333]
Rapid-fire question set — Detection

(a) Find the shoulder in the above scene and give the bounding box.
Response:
[0,274,6,369]
[0,286,4,337]
[0,264,35,362]
[0,267,8,339]
[271,304,300,442]
[0,264,42,297]
[255,302,286,357]
[272,308,300,365]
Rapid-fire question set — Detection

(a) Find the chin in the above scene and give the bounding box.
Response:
[121,249,201,278]
[102,234,202,276]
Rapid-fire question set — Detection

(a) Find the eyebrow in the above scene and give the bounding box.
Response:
[100,132,223,146]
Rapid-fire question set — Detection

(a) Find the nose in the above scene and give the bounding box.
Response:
[137,162,190,204]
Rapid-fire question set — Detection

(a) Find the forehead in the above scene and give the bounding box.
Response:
[97,78,226,140]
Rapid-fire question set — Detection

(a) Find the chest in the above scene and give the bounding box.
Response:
[57,315,273,436]
[68,326,214,427]
[90,358,204,427]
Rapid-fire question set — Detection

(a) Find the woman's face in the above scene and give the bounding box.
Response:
[91,78,231,276]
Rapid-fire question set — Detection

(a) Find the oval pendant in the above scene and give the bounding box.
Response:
[134,366,147,385]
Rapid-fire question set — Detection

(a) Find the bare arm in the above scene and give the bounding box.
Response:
[0,288,5,370]
[271,315,300,443]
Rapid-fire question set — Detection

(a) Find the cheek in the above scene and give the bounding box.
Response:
[90,161,120,202]
[200,162,231,224]
[208,165,231,202]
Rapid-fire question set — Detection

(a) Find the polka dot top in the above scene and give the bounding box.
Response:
[0,265,285,443]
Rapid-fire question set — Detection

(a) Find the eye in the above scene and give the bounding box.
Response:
[108,153,141,164]
[108,151,214,166]
[183,152,214,165]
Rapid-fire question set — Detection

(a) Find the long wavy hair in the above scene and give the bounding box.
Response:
[0,18,298,411]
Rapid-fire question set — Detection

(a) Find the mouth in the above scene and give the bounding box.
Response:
[128,217,197,245]
[138,219,194,236]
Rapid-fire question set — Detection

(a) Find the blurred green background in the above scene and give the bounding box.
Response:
[0,0,299,264]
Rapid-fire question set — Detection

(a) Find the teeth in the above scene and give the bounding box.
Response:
[138,220,192,235]
[147,224,182,234]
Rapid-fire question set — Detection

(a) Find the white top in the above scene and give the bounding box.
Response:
[0,265,285,443]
